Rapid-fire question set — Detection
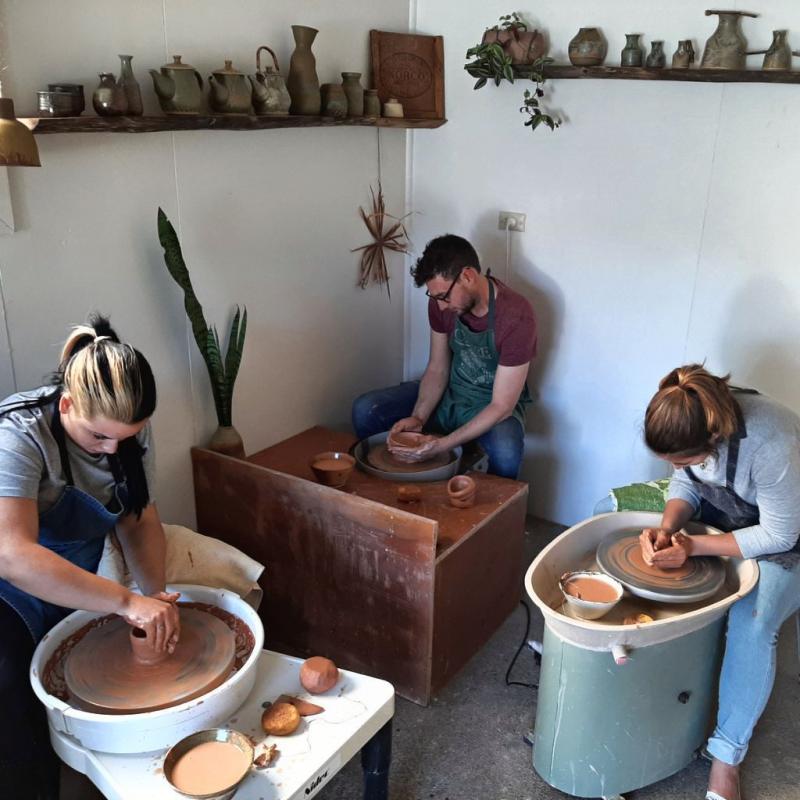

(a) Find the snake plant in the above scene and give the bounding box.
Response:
[157,208,247,427]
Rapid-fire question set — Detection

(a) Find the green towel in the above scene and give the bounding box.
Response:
[610,479,671,512]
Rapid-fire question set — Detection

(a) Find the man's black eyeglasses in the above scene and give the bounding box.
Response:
[425,269,463,303]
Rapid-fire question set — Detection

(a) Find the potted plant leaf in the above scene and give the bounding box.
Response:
[157,207,248,457]
[465,12,561,133]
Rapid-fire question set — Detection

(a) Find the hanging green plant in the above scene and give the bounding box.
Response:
[465,12,561,133]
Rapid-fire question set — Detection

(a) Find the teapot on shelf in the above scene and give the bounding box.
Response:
[249,46,291,116]
[149,55,204,114]
[209,60,252,114]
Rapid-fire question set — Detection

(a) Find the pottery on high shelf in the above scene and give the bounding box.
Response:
[118,55,142,115]
[341,72,364,117]
[149,55,204,114]
[645,41,666,68]
[92,73,127,116]
[209,60,252,114]
[568,27,607,67]
[37,91,78,117]
[762,30,792,71]
[482,26,547,65]
[701,9,758,70]
[287,24,321,115]
[383,97,403,118]
[672,40,696,69]
[364,88,381,118]
[47,83,85,115]
[320,83,347,118]
[620,33,643,67]
[250,45,291,116]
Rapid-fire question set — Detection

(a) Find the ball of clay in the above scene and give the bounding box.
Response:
[261,701,301,735]
[300,656,339,694]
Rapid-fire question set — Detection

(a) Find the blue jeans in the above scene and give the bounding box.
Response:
[351,381,525,479]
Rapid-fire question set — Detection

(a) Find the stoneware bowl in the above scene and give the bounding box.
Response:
[37,90,80,117]
[447,474,477,508]
[310,451,355,488]
[163,728,254,800]
[559,570,623,620]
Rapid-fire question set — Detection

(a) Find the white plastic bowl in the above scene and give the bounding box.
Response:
[559,570,624,620]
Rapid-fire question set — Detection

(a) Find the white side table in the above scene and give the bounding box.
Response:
[51,650,395,800]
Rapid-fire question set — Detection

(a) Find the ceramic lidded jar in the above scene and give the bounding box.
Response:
[209,60,252,114]
[49,83,85,115]
[364,88,380,118]
[320,83,347,119]
[341,72,364,117]
[568,27,607,66]
[645,41,666,68]
[149,56,204,115]
[287,24,321,114]
[92,73,127,116]
[672,40,696,69]
[620,33,643,67]
[383,97,403,118]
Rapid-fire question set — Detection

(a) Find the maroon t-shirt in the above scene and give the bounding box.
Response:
[428,277,537,367]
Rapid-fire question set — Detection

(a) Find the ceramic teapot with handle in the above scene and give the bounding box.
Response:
[149,55,204,114]
[249,46,291,116]
[209,60,252,114]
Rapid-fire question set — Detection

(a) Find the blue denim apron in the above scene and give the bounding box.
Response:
[0,402,128,643]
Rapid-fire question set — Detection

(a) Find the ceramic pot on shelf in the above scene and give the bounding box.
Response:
[287,24,320,114]
[762,30,792,70]
[48,83,85,115]
[568,27,607,66]
[209,60,252,114]
[341,72,364,117]
[383,97,403,118]
[117,55,142,115]
[320,83,347,118]
[620,34,644,67]
[208,425,245,459]
[249,45,291,116]
[672,40,696,68]
[701,10,757,70]
[92,73,127,116]
[645,41,666,68]
[364,88,380,118]
[482,26,546,65]
[149,56,204,115]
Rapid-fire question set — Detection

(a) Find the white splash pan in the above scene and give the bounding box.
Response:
[30,584,264,754]
[526,512,759,652]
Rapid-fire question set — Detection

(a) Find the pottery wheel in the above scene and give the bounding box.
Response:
[64,607,235,714]
[366,443,454,474]
[596,531,726,603]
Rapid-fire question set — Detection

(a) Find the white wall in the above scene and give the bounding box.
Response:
[410,0,800,524]
[1,0,409,526]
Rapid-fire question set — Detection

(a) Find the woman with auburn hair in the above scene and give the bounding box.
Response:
[0,315,179,798]
[642,364,800,800]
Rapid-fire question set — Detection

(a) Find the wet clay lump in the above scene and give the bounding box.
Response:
[367,443,453,473]
[563,576,619,603]
[170,740,250,795]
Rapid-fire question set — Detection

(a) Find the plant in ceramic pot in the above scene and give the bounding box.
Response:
[157,208,248,458]
[465,12,560,133]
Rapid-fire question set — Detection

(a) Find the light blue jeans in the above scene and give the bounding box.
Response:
[351,380,525,479]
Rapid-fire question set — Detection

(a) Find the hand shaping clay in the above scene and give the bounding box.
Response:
[300,656,339,694]
[261,701,301,735]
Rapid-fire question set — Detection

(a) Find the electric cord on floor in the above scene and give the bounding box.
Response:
[505,600,539,689]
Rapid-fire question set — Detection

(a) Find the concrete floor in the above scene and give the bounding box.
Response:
[62,517,800,799]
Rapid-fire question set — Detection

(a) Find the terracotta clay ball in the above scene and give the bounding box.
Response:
[300,656,339,694]
[261,701,301,735]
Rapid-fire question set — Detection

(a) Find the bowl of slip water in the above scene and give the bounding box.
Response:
[559,570,624,620]
[164,728,254,799]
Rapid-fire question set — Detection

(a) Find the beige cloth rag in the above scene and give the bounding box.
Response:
[97,524,264,610]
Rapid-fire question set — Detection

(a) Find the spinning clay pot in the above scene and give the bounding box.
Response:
[300,656,339,694]
[447,475,476,508]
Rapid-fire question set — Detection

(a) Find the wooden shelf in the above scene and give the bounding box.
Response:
[525,64,800,84]
[25,114,446,134]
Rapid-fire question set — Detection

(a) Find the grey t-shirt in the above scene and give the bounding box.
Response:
[668,392,800,558]
[0,386,155,515]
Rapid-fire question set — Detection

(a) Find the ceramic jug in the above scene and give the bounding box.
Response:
[209,61,252,114]
[287,25,321,115]
[249,46,291,116]
[672,40,696,68]
[92,73,127,116]
[117,55,142,115]
[645,41,666,68]
[149,56,204,114]
[620,34,643,67]
[762,30,792,70]
[341,72,364,117]
[701,10,758,70]
[364,89,380,118]
[320,83,347,118]
[568,28,607,66]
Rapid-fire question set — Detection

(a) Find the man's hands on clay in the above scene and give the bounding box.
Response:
[389,416,424,436]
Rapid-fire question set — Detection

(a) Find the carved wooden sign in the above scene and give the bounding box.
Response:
[370,30,445,119]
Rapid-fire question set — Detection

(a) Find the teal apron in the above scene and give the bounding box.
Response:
[434,276,531,433]
[0,400,128,643]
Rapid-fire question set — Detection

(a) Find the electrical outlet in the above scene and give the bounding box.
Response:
[498,211,526,232]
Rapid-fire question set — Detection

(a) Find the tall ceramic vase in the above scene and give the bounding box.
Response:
[287,25,321,114]
[208,425,245,459]
[118,54,143,115]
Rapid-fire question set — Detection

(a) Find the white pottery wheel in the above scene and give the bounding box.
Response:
[29,584,264,754]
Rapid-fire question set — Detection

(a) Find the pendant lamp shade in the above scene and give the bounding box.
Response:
[0,97,41,167]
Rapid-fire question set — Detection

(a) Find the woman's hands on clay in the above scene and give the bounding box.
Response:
[120,591,181,653]
[642,531,693,569]
[639,527,673,564]
[389,416,424,436]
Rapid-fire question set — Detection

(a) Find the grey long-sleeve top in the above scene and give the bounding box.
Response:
[667,392,800,559]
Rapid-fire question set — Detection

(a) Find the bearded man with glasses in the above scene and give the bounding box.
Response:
[351,234,537,479]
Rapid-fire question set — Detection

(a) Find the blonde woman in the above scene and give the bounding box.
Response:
[0,315,178,798]
[641,364,800,800]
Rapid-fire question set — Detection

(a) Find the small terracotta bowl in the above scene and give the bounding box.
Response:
[558,570,623,620]
[163,728,254,800]
[310,451,355,488]
[447,475,476,508]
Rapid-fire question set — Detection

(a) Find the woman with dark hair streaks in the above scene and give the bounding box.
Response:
[640,364,800,800]
[0,314,179,798]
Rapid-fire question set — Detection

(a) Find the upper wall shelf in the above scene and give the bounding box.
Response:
[26,114,446,134]
[523,65,800,84]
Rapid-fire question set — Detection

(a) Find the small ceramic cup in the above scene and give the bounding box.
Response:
[383,97,403,118]
[559,570,623,620]
[447,475,476,508]
[310,451,355,489]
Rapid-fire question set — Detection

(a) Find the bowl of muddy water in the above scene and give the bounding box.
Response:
[559,570,623,620]
[310,451,355,488]
[164,728,254,799]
